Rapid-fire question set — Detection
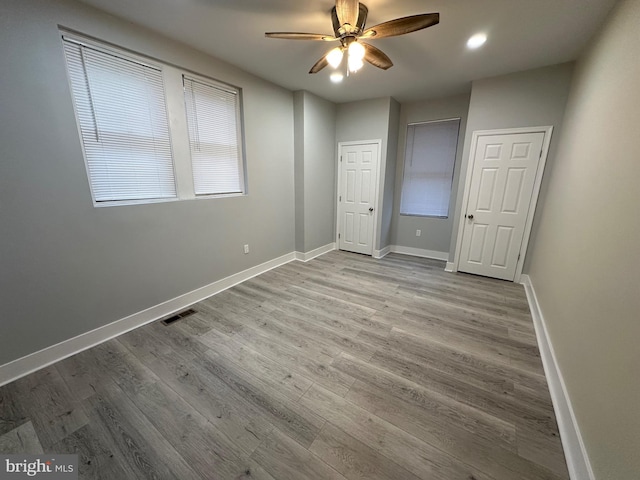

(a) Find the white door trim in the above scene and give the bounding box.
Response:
[336,139,383,255]
[451,126,553,282]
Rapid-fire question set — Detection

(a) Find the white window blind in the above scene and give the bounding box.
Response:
[400,119,460,217]
[183,75,244,196]
[63,38,176,203]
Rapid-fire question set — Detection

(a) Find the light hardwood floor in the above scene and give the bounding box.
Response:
[0,251,569,479]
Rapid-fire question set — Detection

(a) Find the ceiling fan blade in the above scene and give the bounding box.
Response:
[363,43,393,70]
[265,32,337,41]
[362,13,439,39]
[309,55,329,74]
[335,0,360,29]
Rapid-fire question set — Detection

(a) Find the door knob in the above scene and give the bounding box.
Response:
[467,214,474,220]
[369,207,374,212]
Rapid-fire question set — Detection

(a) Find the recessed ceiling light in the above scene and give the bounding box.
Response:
[467,33,487,49]
[330,72,344,83]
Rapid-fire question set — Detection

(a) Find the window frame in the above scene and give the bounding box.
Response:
[182,72,247,198]
[399,117,461,219]
[60,30,247,207]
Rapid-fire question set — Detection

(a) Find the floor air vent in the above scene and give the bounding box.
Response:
[161,308,197,325]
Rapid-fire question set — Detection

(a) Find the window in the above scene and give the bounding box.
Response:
[63,37,176,203]
[400,119,460,218]
[183,76,244,196]
[62,32,246,206]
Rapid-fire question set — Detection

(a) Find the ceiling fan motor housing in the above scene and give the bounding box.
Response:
[332,3,369,37]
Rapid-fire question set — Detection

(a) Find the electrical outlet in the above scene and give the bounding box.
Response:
[243,244,249,254]
[416,229,421,237]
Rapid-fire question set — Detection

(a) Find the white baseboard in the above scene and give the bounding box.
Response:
[0,252,297,387]
[445,261,456,272]
[373,245,391,259]
[295,242,336,262]
[389,245,448,261]
[520,275,595,480]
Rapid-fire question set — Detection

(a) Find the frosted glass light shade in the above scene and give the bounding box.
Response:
[327,48,344,68]
[467,33,487,49]
[348,41,365,60]
[348,56,363,72]
[330,72,344,83]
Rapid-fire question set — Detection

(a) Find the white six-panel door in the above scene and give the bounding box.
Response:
[338,142,380,255]
[458,132,545,280]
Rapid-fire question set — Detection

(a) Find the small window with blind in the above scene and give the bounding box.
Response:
[400,119,460,218]
[63,36,176,204]
[183,75,245,196]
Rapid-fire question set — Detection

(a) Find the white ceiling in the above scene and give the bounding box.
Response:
[76,0,617,103]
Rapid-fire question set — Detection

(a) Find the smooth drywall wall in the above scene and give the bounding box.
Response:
[392,94,470,254]
[450,63,574,263]
[336,97,394,251]
[300,91,337,252]
[294,91,306,252]
[526,0,640,477]
[380,98,400,250]
[0,0,295,365]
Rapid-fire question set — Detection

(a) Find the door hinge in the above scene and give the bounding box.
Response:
[340,156,343,162]
[338,233,341,239]
[539,150,543,159]
[339,195,342,202]
[518,253,521,261]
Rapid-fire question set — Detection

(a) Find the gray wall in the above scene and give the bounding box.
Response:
[294,91,337,253]
[336,97,396,251]
[391,94,470,254]
[526,0,640,477]
[450,63,574,263]
[0,0,295,365]
[380,98,400,250]
[294,91,306,252]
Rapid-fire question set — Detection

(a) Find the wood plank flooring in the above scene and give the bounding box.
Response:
[0,251,569,479]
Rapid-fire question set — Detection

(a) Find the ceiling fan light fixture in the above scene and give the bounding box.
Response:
[327,47,344,68]
[348,40,366,61]
[330,72,344,83]
[348,55,364,73]
[265,1,440,75]
[467,33,487,49]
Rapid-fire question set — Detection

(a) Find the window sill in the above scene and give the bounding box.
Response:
[93,192,246,207]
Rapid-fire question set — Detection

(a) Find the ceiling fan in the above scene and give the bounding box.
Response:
[265,0,439,75]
